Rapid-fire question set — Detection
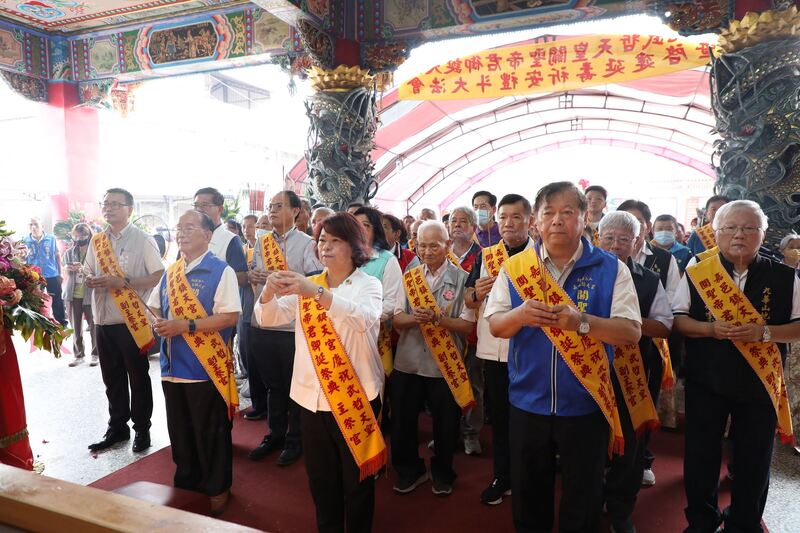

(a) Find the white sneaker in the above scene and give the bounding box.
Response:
[641,468,655,487]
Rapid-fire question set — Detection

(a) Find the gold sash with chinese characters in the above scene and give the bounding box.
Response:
[300,273,387,480]
[482,242,509,277]
[505,247,624,455]
[592,227,600,247]
[613,343,660,435]
[696,223,716,251]
[402,265,475,413]
[653,338,675,390]
[166,260,239,419]
[91,233,154,353]
[447,250,466,272]
[378,325,393,375]
[686,255,794,443]
[259,232,287,271]
[408,239,415,252]
[697,246,720,262]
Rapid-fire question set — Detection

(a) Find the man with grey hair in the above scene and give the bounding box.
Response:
[310,206,334,235]
[598,211,673,533]
[448,206,484,455]
[419,208,437,221]
[391,220,474,497]
[674,199,800,533]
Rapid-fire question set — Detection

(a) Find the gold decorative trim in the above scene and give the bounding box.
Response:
[0,427,29,448]
[307,65,374,92]
[718,6,800,53]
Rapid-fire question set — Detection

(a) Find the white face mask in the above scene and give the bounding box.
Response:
[255,229,270,240]
[476,209,491,226]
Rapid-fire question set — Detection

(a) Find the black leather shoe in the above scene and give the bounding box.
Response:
[88,430,130,451]
[243,410,267,421]
[276,445,302,467]
[132,431,151,453]
[248,435,285,461]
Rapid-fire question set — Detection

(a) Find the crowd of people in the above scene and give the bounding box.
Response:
[11,182,800,533]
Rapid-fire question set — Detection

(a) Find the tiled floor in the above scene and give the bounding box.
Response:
[12,333,800,531]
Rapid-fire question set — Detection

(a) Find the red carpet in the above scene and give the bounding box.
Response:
[90,416,741,532]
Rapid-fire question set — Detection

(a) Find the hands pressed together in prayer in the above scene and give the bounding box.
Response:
[709,321,766,343]
[265,271,318,299]
[474,275,497,301]
[412,307,440,325]
[248,267,273,286]
[516,300,583,331]
[85,275,126,290]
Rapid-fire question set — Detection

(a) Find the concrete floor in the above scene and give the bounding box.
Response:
[11,333,800,531]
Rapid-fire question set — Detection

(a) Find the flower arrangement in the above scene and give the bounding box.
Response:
[0,220,70,357]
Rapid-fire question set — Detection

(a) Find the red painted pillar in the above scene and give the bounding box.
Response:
[47,81,100,223]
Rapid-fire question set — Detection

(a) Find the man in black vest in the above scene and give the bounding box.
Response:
[618,199,681,486]
[674,200,800,533]
[598,211,674,533]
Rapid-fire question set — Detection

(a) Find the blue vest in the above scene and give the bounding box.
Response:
[159,253,232,381]
[360,248,394,280]
[508,238,618,416]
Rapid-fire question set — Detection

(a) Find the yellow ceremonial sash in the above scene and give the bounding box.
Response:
[258,232,287,271]
[378,324,393,376]
[300,273,387,479]
[408,239,415,252]
[482,242,509,277]
[471,233,480,246]
[697,246,720,262]
[505,248,624,455]
[447,250,466,272]
[402,265,475,412]
[653,338,675,390]
[244,243,254,266]
[166,260,239,419]
[613,343,660,435]
[91,233,154,353]
[592,228,600,247]
[685,255,794,443]
[696,223,716,251]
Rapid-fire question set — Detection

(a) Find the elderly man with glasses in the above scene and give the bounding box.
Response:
[674,200,800,533]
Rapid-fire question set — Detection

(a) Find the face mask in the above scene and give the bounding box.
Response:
[255,229,270,240]
[74,238,90,246]
[476,209,490,226]
[653,230,675,246]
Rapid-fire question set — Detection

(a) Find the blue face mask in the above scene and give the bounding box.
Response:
[255,229,270,240]
[476,209,491,226]
[653,230,675,246]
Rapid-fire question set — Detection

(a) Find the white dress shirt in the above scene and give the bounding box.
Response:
[254,269,384,412]
[484,241,642,325]
[375,251,404,322]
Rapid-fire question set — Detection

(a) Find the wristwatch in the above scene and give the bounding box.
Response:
[314,285,325,302]
[577,313,590,336]
[761,325,771,343]
[188,319,196,334]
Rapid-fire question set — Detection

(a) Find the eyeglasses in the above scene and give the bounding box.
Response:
[99,202,130,210]
[192,202,218,209]
[173,226,200,235]
[718,226,762,236]
[267,203,284,212]
[600,234,634,246]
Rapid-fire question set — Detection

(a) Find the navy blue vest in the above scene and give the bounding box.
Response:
[508,238,619,416]
[159,252,232,381]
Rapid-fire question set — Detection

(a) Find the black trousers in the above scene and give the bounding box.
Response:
[251,329,301,445]
[484,359,510,483]
[510,406,608,533]
[66,298,97,358]
[390,370,461,484]
[96,324,153,434]
[643,346,663,470]
[301,398,381,533]
[605,393,646,524]
[684,379,775,533]
[247,326,269,414]
[45,276,66,326]
[237,317,250,375]
[162,380,233,496]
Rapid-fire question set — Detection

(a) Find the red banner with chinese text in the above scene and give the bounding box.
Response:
[685,254,793,443]
[91,233,154,353]
[300,272,388,480]
[166,260,239,420]
[400,34,713,101]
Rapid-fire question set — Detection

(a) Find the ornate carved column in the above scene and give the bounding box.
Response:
[297,19,409,210]
[710,4,800,248]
